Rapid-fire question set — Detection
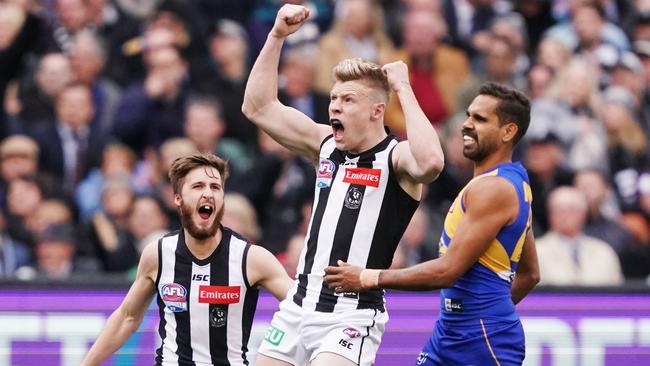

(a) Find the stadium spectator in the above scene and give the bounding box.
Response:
[524,131,575,235]
[536,186,624,286]
[183,96,252,177]
[0,135,39,193]
[111,45,190,156]
[68,30,122,133]
[221,193,260,243]
[29,223,92,279]
[396,204,437,267]
[32,83,105,193]
[385,10,470,136]
[314,0,394,93]
[456,34,525,112]
[238,131,314,255]
[16,53,73,133]
[574,169,635,256]
[86,174,137,272]
[75,143,137,221]
[0,207,31,278]
[278,46,330,125]
[127,195,169,256]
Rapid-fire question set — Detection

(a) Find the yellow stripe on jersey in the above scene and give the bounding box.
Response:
[477,240,511,274]
[509,230,526,262]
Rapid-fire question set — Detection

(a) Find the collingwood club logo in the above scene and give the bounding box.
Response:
[345,186,363,209]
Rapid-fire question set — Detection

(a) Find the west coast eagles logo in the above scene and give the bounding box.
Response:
[345,187,363,209]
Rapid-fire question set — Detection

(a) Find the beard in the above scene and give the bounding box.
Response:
[178,199,223,240]
[462,134,498,163]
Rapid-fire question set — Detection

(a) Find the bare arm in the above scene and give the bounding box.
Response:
[247,245,294,301]
[511,230,540,304]
[80,242,158,366]
[384,62,444,190]
[325,178,518,291]
[241,4,330,164]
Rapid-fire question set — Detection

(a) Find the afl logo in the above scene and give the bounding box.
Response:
[343,327,361,338]
[318,159,335,178]
[161,283,187,302]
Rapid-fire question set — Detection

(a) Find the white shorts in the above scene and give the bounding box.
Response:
[257,298,388,365]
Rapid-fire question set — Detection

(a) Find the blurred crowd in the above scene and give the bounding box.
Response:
[0,0,649,287]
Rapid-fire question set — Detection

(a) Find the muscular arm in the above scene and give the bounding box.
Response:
[385,63,444,193]
[241,4,330,164]
[325,178,518,292]
[511,230,540,304]
[80,242,158,366]
[246,245,294,301]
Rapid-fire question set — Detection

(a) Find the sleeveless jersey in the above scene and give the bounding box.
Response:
[438,162,532,323]
[155,228,259,365]
[291,134,419,313]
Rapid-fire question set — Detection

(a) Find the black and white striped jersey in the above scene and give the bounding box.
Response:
[155,228,259,366]
[291,134,419,313]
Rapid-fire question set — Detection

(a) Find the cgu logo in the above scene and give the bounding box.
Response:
[161,283,187,302]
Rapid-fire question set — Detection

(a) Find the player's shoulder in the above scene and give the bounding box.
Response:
[465,175,519,209]
[138,240,160,277]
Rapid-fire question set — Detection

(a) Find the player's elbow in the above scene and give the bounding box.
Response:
[413,158,444,184]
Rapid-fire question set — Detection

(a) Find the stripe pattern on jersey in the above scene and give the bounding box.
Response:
[154,228,259,366]
[292,134,419,313]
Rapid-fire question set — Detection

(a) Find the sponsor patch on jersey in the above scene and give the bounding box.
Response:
[264,325,285,346]
[198,285,241,304]
[444,298,463,312]
[344,186,363,209]
[343,327,361,338]
[160,283,187,312]
[316,158,336,188]
[342,168,381,187]
[210,306,227,328]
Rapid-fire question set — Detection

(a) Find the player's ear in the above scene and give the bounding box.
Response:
[371,102,385,122]
[173,193,182,207]
[502,122,518,143]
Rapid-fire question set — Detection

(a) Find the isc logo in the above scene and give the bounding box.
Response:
[192,274,210,281]
[160,283,187,302]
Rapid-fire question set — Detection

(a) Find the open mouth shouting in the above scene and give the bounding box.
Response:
[330,119,344,140]
[198,203,214,220]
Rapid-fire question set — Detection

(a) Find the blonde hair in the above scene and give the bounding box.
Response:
[332,58,390,100]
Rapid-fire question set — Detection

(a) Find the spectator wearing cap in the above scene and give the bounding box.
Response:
[609,51,645,110]
[524,131,575,235]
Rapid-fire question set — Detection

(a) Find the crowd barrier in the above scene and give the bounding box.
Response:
[1,279,649,366]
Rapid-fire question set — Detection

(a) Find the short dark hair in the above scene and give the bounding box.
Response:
[478,82,530,145]
[168,152,229,195]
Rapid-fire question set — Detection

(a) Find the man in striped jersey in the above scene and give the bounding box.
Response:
[80,153,294,366]
[242,4,444,366]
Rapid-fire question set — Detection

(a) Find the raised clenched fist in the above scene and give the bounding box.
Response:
[270,4,310,39]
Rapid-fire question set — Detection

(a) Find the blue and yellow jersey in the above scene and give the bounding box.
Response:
[438,162,532,323]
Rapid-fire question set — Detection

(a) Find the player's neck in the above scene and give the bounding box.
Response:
[348,127,387,155]
[473,150,512,176]
[184,228,222,260]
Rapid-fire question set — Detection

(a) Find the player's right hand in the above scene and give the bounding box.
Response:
[271,4,310,39]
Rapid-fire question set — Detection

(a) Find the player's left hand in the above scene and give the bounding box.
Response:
[324,260,364,293]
